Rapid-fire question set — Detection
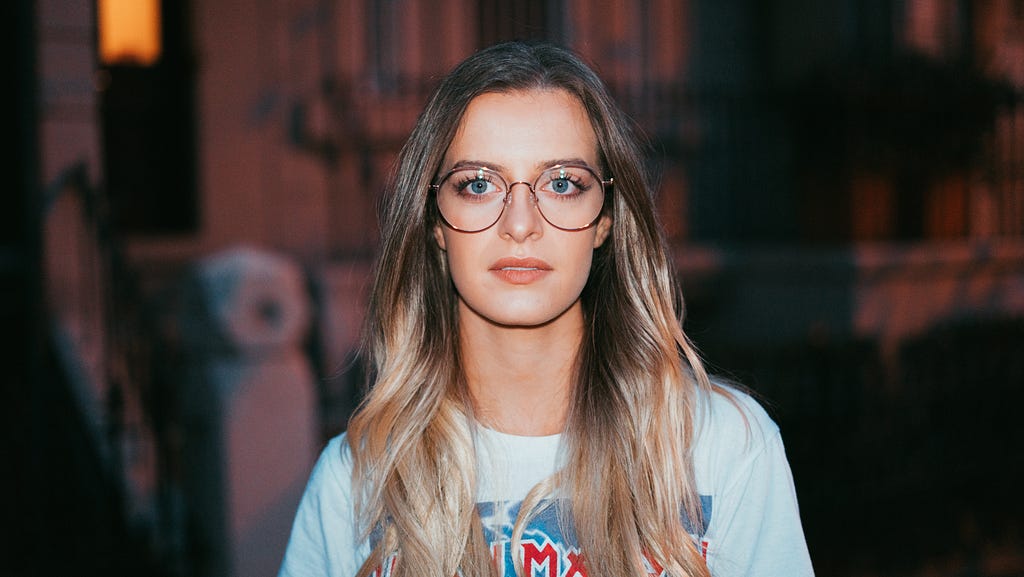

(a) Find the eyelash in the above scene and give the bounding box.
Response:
[453,176,496,192]
[548,175,589,192]
[451,174,591,194]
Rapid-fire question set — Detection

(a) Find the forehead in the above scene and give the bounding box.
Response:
[444,89,599,170]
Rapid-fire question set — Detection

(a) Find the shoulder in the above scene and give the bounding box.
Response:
[277,433,366,577]
[690,385,816,576]
[691,384,782,490]
[307,433,356,495]
[694,384,779,450]
[286,432,360,547]
[290,432,358,525]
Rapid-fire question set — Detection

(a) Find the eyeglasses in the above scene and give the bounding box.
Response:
[430,164,612,232]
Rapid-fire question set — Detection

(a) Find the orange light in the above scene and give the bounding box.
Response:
[98,0,162,66]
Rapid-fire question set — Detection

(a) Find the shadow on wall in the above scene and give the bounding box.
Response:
[699,316,1024,577]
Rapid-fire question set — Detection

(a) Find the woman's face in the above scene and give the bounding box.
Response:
[434,88,612,329]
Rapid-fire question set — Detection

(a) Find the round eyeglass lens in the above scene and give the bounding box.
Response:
[532,165,604,229]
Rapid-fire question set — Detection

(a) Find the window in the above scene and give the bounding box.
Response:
[98,0,198,234]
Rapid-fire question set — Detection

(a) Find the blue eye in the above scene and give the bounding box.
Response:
[539,167,591,197]
[550,178,572,194]
[440,167,505,201]
[467,179,492,195]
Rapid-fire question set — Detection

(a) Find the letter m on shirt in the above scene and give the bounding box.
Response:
[522,541,558,577]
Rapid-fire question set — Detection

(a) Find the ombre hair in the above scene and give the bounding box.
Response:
[347,41,717,577]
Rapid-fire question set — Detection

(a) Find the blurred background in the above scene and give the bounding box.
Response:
[6,0,1024,576]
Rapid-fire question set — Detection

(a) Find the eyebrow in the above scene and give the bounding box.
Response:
[446,157,597,174]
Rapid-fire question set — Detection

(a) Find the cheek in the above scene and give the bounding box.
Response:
[441,239,477,291]
[554,237,599,295]
[569,250,596,291]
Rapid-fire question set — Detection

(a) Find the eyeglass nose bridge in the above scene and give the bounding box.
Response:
[502,180,540,207]
[497,180,549,232]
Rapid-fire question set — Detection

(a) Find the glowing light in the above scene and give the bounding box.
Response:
[98,0,162,66]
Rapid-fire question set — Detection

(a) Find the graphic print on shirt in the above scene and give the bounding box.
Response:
[479,500,583,577]
[479,498,712,577]
[370,497,712,577]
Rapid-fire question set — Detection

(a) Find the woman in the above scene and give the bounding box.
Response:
[278,41,813,577]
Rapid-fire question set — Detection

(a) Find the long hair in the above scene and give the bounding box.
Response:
[346,41,716,577]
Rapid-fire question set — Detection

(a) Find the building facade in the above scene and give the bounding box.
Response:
[16,0,1024,576]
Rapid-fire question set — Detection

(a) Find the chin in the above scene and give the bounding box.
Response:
[491,314,560,329]
[484,302,579,329]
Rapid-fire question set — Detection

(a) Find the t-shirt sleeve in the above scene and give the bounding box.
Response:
[277,435,368,577]
[700,392,815,577]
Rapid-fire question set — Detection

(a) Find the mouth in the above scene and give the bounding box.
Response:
[489,257,552,284]
[489,257,553,272]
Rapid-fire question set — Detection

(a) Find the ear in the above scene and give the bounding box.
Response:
[592,215,612,248]
[433,224,447,251]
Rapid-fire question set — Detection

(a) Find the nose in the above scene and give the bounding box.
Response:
[496,181,543,241]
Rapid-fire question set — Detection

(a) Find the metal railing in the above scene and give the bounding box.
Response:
[42,162,184,575]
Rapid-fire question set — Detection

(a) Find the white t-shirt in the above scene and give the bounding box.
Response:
[277,388,815,576]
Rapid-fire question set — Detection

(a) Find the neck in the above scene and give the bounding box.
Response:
[459,300,584,436]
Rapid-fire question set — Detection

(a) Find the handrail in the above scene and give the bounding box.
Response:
[42,160,181,574]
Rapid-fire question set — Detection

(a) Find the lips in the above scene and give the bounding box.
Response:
[489,257,552,284]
